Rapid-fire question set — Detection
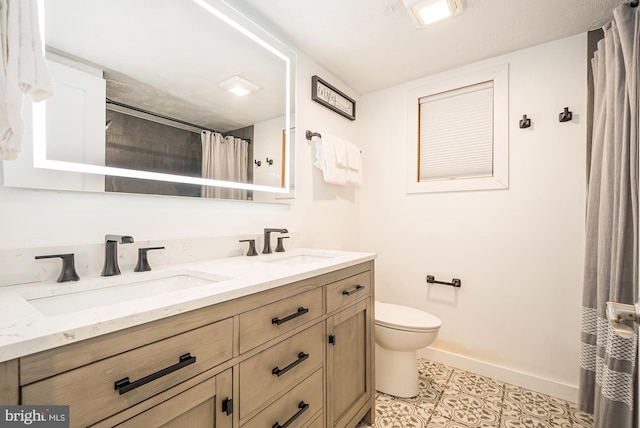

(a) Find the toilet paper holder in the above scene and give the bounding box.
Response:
[426,275,461,288]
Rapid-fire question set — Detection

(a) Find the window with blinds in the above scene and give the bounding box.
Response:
[418,82,494,182]
[406,63,509,194]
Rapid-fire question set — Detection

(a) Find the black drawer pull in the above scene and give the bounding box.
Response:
[222,397,233,416]
[272,401,309,428]
[272,307,309,325]
[272,352,309,377]
[114,353,196,395]
[342,284,365,296]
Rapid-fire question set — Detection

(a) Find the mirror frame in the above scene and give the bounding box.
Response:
[32,0,295,195]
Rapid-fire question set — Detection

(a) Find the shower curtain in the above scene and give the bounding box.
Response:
[201,130,249,200]
[579,4,639,428]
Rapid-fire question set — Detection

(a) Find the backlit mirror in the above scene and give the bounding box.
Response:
[3,0,295,203]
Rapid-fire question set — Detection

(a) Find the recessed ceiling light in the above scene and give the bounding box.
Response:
[218,75,261,96]
[402,0,464,28]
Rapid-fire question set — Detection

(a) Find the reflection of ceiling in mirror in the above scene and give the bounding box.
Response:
[44,0,287,133]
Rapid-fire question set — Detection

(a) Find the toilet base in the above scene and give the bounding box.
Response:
[375,343,419,398]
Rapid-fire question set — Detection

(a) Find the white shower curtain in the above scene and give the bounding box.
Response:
[579,4,639,428]
[201,130,249,200]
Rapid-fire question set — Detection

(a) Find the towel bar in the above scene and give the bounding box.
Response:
[306,130,322,140]
[426,275,461,288]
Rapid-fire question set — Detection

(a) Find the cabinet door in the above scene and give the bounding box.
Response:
[116,369,233,428]
[326,299,372,428]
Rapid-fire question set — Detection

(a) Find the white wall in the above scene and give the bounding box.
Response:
[0,52,361,254]
[358,34,587,400]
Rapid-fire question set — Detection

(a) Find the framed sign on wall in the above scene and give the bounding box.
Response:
[311,75,356,121]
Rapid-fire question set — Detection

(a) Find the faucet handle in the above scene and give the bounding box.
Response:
[134,247,165,272]
[275,237,289,253]
[105,234,134,244]
[239,239,258,256]
[35,253,80,283]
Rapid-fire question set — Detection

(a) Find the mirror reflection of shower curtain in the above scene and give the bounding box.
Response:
[201,131,248,200]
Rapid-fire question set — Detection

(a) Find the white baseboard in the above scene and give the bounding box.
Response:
[417,347,578,403]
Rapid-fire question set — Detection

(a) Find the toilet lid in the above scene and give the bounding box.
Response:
[375,301,442,331]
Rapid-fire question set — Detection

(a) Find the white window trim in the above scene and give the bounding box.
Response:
[406,63,509,194]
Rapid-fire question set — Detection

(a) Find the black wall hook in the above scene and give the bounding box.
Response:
[266,158,274,165]
[559,107,573,122]
[254,159,261,167]
[519,115,531,129]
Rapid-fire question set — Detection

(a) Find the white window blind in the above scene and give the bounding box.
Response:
[418,81,494,182]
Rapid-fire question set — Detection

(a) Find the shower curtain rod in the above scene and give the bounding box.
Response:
[106,98,222,135]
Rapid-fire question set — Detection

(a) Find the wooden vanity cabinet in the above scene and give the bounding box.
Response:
[325,269,374,428]
[7,260,374,428]
[114,368,233,428]
[0,359,19,405]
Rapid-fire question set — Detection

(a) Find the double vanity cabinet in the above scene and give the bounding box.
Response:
[0,256,374,428]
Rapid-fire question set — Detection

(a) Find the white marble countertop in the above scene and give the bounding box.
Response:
[0,248,375,363]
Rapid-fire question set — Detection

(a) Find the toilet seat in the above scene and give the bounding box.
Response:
[375,302,442,333]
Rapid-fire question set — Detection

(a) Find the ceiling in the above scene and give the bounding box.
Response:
[240,0,627,95]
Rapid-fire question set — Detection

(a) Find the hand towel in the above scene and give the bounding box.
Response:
[0,0,55,161]
[312,134,350,185]
[321,134,348,185]
[346,142,363,188]
[18,0,54,102]
[346,142,362,171]
[334,138,348,168]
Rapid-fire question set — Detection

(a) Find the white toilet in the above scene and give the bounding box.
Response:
[374,301,442,398]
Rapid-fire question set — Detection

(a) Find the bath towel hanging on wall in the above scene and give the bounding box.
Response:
[311,133,363,188]
[0,0,55,161]
[579,3,639,428]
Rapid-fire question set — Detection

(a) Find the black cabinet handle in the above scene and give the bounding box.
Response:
[114,353,196,395]
[222,397,233,416]
[272,307,309,325]
[342,284,365,296]
[272,401,309,428]
[272,352,309,377]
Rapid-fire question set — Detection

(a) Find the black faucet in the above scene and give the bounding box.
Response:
[101,234,134,276]
[35,253,80,283]
[262,228,288,254]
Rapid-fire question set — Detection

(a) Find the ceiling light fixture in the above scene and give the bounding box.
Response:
[218,75,261,96]
[402,0,464,28]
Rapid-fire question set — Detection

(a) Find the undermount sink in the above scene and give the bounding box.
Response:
[265,254,334,266]
[25,273,223,317]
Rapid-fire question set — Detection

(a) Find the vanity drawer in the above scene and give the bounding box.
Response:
[239,322,324,419]
[307,413,324,428]
[242,368,323,428]
[21,318,233,428]
[326,271,371,314]
[239,287,323,353]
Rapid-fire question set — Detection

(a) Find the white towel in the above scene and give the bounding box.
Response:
[312,133,362,187]
[346,142,362,171]
[18,0,54,101]
[0,0,55,161]
[320,135,348,185]
[334,138,348,168]
[345,142,362,188]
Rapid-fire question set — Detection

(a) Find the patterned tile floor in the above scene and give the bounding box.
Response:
[361,359,593,428]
